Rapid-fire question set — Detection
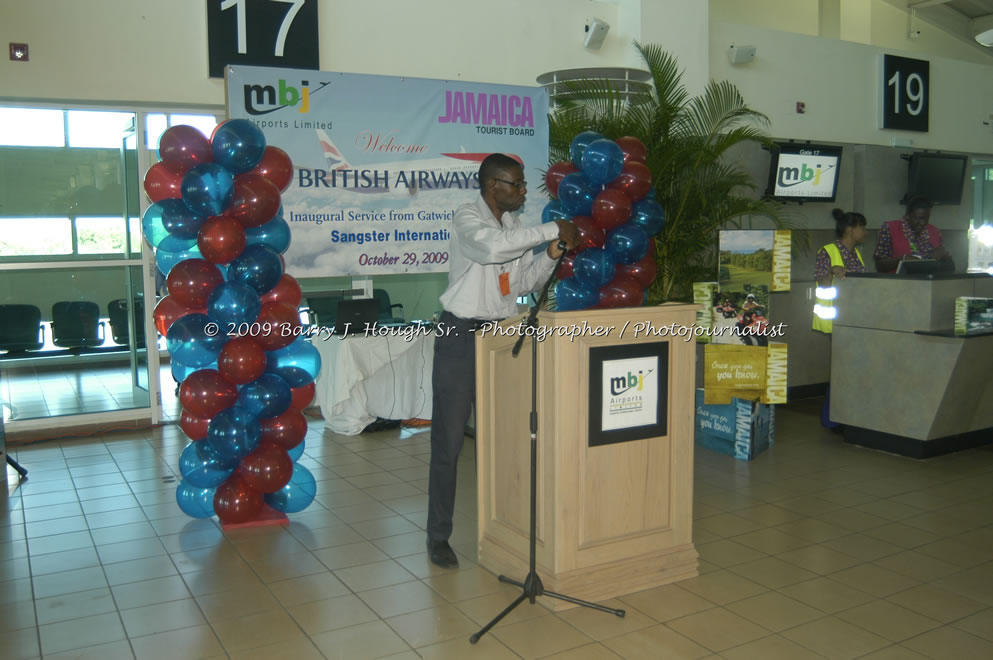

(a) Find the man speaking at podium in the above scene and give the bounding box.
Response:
[426,153,580,568]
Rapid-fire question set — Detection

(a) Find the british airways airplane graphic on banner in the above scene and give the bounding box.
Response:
[225,65,549,277]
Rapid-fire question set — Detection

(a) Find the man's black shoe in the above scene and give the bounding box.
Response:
[427,540,459,568]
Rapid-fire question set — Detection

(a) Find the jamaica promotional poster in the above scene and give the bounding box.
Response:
[226,65,549,277]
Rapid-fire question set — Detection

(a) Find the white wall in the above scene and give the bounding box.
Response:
[711,0,820,36]
[1,0,644,105]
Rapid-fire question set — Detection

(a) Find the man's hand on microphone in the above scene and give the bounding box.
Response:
[548,220,580,258]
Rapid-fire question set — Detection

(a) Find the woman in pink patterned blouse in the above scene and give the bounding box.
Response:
[873,196,954,273]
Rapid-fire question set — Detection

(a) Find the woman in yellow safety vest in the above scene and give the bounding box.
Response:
[813,208,867,430]
[812,208,867,334]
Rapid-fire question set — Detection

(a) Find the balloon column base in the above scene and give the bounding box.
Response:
[219,503,289,530]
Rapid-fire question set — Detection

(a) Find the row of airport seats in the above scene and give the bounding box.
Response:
[0,300,145,354]
[302,288,405,328]
[0,287,405,355]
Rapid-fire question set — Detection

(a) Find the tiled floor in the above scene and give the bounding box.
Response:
[3,399,993,659]
[1,362,153,422]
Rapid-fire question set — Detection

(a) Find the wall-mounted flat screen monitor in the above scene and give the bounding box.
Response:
[766,142,842,202]
[907,152,967,205]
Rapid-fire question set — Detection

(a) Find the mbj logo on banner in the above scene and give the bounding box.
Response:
[601,357,659,432]
[225,65,550,278]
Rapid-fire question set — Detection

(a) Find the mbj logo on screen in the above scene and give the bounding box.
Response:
[243,79,330,115]
[778,158,829,188]
[774,149,838,198]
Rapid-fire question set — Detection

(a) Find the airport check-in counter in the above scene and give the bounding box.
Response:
[831,273,993,458]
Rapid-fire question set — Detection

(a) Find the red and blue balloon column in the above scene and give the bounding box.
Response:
[542,133,663,309]
[142,121,320,525]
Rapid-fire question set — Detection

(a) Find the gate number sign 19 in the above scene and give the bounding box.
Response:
[882,54,929,133]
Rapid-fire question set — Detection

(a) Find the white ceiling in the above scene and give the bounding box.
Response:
[887,0,993,55]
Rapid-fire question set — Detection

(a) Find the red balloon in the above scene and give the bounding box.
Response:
[213,474,264,525]
[615,252,658,289]
[229,174,281,228]
[571,216,605,252]
[166,259,224,309]
[261,409,307,449]
[217,337,267,385]
[608,161,653,202]
[557,254,575,280]
[289,382,316,411]
[197,215,246,264]
[238,444,294,493]
[153,296,205,336]
[158,125,212,169]
[544,161,579,198]
[597,275,644,308]
[616,136,648,164]
[260,274,302,307]
[179,369,238,419]
[247,146,294,193]
[143,160,189,202]
[254,301,301,350]
[179,409,211,441]
[592,189,633,233]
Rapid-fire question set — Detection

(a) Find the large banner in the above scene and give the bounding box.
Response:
[226,66,550,277]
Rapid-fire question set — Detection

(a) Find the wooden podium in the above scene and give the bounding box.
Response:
[475,303,699,610]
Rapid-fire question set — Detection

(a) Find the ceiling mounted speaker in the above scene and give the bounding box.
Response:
[728,45,756,65]
[971,15,993,46]
[584,18,610,50]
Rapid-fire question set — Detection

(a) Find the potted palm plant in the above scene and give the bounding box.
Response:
[548,42,800,303]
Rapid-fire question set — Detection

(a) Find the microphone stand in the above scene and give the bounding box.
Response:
[470,242,625,645]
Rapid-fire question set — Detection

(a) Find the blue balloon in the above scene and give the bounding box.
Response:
[580,139,624,186]
[158,233,199,253]
[245,215,291,254]
[644,186,657,201]
[287,439,305,463]
[176,481,217,519]
[266,338,322,387]
[557,172,597,216]
[630,199,666,236]
[264,464,317,514]
[238,373,292,419]
[227,244,283,295]
[181,163,235,216]
[570,131,605,169]
[166,313,227,368]
[211,119,267,174]
[572,248,616,288]
[541,200,571,225]
[156,244,203,278]
[207,282,261,328]
[555,279,598,311]
[179,441,237,488]
[606,224,650,265]
[172,359,217,384]
[206,405,260,462]
[161,198,207,239]
[141,202,173,248]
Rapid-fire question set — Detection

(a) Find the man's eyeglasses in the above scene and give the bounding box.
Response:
[493,178,527,190]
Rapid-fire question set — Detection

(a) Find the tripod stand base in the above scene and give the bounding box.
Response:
[6,455,28,479]
[469,571,625,644]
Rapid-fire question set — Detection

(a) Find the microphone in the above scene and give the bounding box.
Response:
[556,240,568,251]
